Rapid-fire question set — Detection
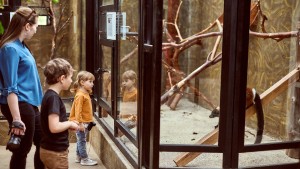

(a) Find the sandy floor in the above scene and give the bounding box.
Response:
[121,98,299,168]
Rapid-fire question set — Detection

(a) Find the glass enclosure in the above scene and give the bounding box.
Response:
[1,0,300,168]
[93,0,300,168]
[96,0,140,163]
[159,1,223,167]
[114,0,140,157]
[240,0,300,168]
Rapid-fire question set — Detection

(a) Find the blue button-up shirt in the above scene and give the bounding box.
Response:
[0,39,43,106]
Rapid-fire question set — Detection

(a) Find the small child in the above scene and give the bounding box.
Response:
[121,70,137,102]
[69,70,98,166]
[40,58,80,169]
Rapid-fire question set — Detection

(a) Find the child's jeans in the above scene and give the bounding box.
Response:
[76,127,89,159]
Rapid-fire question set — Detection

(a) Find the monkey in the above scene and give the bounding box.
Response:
[209,88,264,144]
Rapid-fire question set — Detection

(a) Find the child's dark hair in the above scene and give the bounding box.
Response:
[44,58,75,85]
[70,71,95,93]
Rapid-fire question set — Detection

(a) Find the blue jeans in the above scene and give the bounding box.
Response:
[76,128,88,159]
[1,102,44,169]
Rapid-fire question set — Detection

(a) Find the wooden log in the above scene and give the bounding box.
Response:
[170,93,183,110]
[246,68,300,118]
[173,68,300,166]
[166,93,176,107]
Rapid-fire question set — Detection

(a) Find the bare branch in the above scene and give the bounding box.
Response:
[120,46,138,64]
[249,30,298,41]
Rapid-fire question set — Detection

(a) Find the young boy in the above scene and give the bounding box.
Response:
[40,58,80,169]
[69,70,98,166]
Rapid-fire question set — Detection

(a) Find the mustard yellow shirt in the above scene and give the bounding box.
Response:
[69,90,93,122]
[123,88,137,102]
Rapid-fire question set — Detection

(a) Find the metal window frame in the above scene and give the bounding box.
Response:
[87,0,300,168]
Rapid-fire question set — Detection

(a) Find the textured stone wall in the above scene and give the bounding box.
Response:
[178,0,223,109]
[246,1,299,139]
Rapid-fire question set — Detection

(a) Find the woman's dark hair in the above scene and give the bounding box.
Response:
[0,6,37,48]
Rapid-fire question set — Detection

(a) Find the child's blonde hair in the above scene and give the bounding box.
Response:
[122,70,137,82]
[70,70,95,93]
[44,58,75,85]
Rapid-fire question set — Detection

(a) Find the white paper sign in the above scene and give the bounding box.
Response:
[106,12,116,40]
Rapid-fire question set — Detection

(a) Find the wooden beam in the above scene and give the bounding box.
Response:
[173,127,219,166]
[246,68,300,117]
[173,68,300,167]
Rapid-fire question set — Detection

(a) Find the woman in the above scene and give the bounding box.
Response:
[0,7,44,169]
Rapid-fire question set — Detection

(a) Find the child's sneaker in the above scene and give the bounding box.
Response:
[80,158,98,166]
[75,156,81,163]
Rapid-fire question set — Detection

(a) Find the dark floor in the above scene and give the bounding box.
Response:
[0,143,106,169]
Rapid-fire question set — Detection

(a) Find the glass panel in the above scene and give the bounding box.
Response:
[1,0,9,6]
[102,0,114,6]
[117,0,139,137]
[160,152,223,168]
[100,46,112,104]
[121,135,138,158]
[100,46,114,130]
[245,0,300,146]
[239,150,298,168]
[160,0,223,148]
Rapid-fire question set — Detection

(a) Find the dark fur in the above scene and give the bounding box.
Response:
[209,107,220,118]
[209,89,264,144]
[253,92,264,144]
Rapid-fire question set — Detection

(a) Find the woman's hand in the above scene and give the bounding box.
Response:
[10,120,26,136]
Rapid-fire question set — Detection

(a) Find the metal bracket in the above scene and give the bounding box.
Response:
[143,44,153,53]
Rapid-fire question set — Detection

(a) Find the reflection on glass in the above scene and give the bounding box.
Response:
[99,46,112,122]
[121,70,137,102]
[100,46,112,104]
[102,72,111,101]
[119,70,138,136]
[102,0,113,6]
[246,0,300,145]
[1,0,9,6]
[118,0,139,139]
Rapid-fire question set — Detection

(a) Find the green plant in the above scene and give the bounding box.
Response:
[0,21,4,35]
[52,0,59,4]
[0,0,4,9]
